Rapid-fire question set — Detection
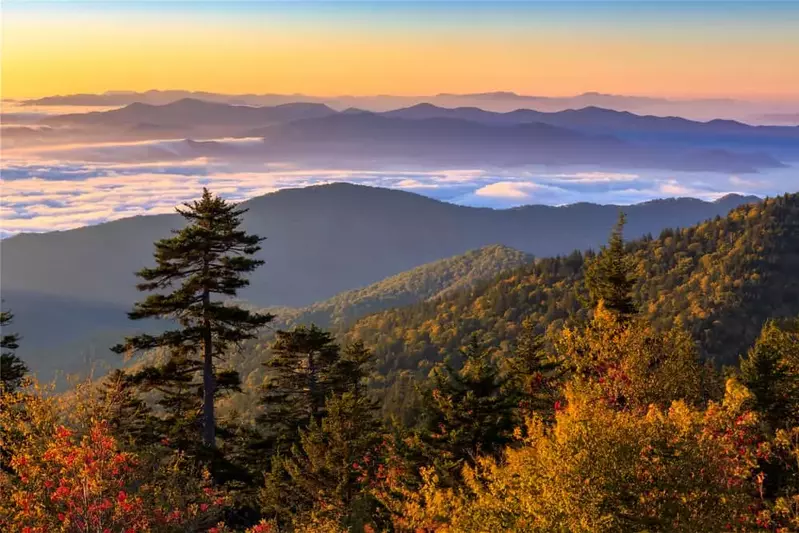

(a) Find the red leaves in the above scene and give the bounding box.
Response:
[4,419,220,533]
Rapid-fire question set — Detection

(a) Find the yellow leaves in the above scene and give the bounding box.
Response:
[381,379,767,532]
[722,378,754,413]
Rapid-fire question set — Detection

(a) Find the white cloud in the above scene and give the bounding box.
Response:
[474,182,545,199]
[1,147,794,236]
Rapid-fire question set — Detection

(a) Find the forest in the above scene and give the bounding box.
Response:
[2,191,799,532]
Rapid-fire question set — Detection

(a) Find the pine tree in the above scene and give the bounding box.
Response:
[262,392,384,529]
[258,325,350,454]
[113,189,273,448]
[585,211,638,318]
[259,332,382,528]
[98,369,162,448]
[417,335,517,483]
[1,309,27,393]
[506,317,562,420]
[740,319,799,430]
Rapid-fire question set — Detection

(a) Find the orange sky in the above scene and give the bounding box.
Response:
[2,2,798,100]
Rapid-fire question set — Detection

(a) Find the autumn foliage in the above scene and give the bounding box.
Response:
[0,386,225,533]
[2,192,799,531]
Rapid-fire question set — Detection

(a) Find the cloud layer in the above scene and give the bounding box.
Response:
[1,138,796,236]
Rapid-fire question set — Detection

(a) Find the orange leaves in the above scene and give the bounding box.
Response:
[1,416,222,533]
[5,419,149,532]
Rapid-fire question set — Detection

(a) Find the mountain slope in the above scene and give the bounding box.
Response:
[274,244,532,330]
[345,193,799,375]
[380,104,799,159]
[0,184,760,379]
[45,98,336,128]
[1,184,759,309]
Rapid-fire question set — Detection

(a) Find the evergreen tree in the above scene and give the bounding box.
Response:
[113,189,273,448]
[258,326,371,455]
[114,356,242,456]
[584,211,638,318]
[417,335,516,483]
[506,317,562,421]
[98,369,159,448]
[262,392,384,529]
[0,309,27,393]
[740,318,799,430]
[259,333,382,528]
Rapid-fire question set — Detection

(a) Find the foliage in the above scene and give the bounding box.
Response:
[556,303,706,411]
[381,380,766,533]
[0,384,225,533]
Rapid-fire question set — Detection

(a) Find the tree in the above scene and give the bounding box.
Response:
[416,335,517,483]
[258,327,373,456]
[584,211,638,318]
[0,309,27,393]
[505,317,562,421]
[384,380,766,533]
[258,333,383,529]
[556,303,704,412]
[261,392,385,531]
[258,326,340,452]
[740,318,799,430]
[113,189,273,448]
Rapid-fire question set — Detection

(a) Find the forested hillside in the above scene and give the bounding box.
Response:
[346,193,799,380]
[4,190,799,533]
[273,244,531,330]
[1,184,757,381]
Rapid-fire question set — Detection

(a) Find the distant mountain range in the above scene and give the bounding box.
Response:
[10,99,798,172]
[17,89,799,123]
[0,183,761,381]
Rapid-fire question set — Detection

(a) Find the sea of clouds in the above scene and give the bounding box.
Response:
[1,137,796,236]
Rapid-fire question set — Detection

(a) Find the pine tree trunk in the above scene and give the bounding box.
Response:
[202,288,216,448]
[308,351,317,422]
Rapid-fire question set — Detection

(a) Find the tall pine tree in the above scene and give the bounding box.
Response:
[1,309,27,393]
[585,211,638,318]
[113,189,272,448]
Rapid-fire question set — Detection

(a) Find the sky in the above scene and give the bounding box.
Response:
[3,1,799,100]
